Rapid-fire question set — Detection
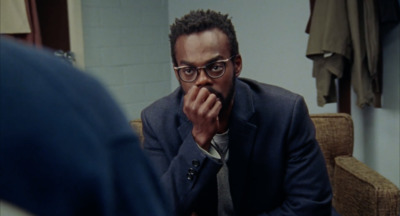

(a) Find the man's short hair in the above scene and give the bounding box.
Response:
[169,9,239,66]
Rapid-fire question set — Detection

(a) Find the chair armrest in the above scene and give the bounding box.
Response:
[130,119,144,147]
[333,156,400,216]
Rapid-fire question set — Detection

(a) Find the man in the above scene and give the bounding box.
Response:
[141,10,332,216]
[0,37,171,216]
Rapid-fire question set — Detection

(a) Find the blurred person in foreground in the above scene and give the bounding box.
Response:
[0,37,171,216]
[141,9,333,216]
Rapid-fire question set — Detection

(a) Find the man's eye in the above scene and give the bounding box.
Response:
[182,68,196,75]
[209,63,224,72]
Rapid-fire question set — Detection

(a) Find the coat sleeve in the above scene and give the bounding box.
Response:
[141,110,222,216]
[110,135,173,216]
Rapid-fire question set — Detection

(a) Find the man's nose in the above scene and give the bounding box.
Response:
[195,68,212,87]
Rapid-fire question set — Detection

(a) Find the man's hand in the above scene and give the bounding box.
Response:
[183,86,222,150]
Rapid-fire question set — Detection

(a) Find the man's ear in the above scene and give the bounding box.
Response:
[233,54,242,77]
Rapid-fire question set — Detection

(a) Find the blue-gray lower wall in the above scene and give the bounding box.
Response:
[81,0,170,120]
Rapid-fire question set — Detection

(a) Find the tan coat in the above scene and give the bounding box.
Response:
[306,0,379,107]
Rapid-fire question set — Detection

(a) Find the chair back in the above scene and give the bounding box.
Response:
[310,113,354,185]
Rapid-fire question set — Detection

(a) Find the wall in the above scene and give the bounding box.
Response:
[352,22,400,186]
[81,0,170,119]
[168,0,400,187]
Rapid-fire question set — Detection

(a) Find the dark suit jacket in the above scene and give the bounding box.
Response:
[141,78,333,216]
[0,38,170,216]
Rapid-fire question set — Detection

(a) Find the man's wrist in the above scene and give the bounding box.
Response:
[192,131,213,151]
[196,142,221,159]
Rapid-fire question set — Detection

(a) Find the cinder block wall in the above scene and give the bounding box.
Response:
[81,0,171,120]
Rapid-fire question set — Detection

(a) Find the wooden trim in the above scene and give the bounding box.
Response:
[67,0,85,69]
[36,0,70,52]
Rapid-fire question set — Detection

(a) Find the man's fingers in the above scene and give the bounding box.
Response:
[208,99,222,118]
[196,92,220,117]
[183,86,200,115]
[194,87,211,105]
[184,87,213,116]
[184,86,200,103]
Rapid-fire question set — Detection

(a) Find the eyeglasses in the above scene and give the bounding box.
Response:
[174,56,236,83]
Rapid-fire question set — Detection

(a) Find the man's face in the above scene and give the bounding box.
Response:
[174,28,242,114]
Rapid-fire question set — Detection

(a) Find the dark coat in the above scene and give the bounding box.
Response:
[0,38,170,216]
[141,78,332,216]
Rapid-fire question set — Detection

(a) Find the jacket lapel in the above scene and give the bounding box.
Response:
[227,79,257,212]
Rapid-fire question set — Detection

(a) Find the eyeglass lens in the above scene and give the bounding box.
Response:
[178,61,226,82]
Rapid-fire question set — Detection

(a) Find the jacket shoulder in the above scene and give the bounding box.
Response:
[239,77,301,102]
[141,87,182,120]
